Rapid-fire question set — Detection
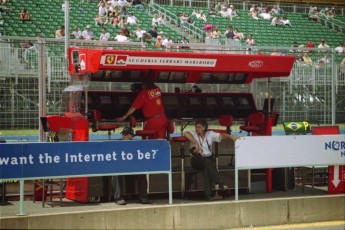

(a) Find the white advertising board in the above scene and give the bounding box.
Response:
[235,135,345,169]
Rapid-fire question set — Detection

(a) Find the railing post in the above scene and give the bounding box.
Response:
[38,40,47,142]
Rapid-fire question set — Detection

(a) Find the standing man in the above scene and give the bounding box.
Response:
[112,127,150,205]
[116,78,167,139]
[184,119,240,201]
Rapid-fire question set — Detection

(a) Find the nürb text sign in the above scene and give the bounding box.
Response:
[236,135,345,169]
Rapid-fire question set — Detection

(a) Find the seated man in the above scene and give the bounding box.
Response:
[184,119,240,201]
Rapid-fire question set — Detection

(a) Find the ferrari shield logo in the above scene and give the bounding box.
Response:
[105,55,116,65]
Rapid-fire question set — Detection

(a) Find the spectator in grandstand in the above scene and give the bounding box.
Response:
[152,14,161,27]
[179,12,190,26]
[211,26,221,39]
[134,26,146,40]
[249,4,256,14]
[114,29,129,42]
[215,2,222,12]
[271,16,281,26]
[227,5,239,21]
[220,0,228,11]
[154,36,163,48]
[118,0,129,7]
[233,28,244,40]
[98,1,107,16]
[208,4,216,16]
[224,25,234,39]
[205,28,213,39]
[70,26,82,39]
[55,25,65,39]
[81,25,95,40]
[95,14,107,27]
[308,6,320,23]
[162,35,173,48]
[184,119,240,201]
[99,27,110,41]
[180,37,189,49]
[61,0,72,12]
[270,5,284,15]
[289,41,299,53]
[0,5,11,13]
[259,11,272,20]
[218,7,229,18]
[305,40,315,52]
[245,34,256,53]
[295,53,305,64]
[318,7,329,18]
[126,12,138,25]
[281,16,291,26]
[317,53,331,66]
[334,42,344,54]
[112,127,150,205]
[318,39,330,52]
[111,12,125,28]
[19,8,30,22]
[328,7,336,18]
[270,49,280,56]
[119,5,128,16]
[131,0,144,10]
[116,78,167,139]
[340,58,345,72]
[121,24,131,37]
[192,10,207,22]
[147,26,158,39]
[249,9,259,20]
[303,53,313,64]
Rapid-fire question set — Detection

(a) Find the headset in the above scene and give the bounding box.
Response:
[196,119,208,132]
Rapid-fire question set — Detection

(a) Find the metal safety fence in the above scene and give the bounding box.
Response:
[0,37,344,140]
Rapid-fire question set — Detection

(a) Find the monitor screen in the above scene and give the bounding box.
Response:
[189,97,200,106]
[162,95,179,106]
[206,97,217,106]
[99,96,112,105]
[118,96,130,105]
[222,96,234,106]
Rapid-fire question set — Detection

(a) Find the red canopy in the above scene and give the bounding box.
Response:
[68,48,295,84]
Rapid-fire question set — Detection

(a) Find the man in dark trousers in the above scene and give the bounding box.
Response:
[112,127,150,205]
[184,119,240,201]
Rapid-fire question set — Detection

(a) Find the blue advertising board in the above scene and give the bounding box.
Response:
[0,140,171,180]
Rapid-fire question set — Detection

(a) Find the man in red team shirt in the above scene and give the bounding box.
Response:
[116,78,167,139]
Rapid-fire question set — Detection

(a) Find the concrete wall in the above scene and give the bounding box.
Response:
[1,195,344,229]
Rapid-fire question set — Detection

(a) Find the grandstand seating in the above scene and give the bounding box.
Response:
[0,0,344,51]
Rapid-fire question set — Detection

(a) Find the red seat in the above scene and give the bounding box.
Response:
[209,114,233,134]
[130,116,155,139]
[92,110,119,139]
[240,112,265,136]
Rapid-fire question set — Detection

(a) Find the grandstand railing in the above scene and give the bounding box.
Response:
[151,0,345,15]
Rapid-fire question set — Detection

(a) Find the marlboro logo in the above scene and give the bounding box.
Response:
[116,55,128,65]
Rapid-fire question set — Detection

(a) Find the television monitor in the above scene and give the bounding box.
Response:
[99,96,112,105]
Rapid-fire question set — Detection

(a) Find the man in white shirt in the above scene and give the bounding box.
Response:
[334,42,344,54]
[114,29,128,42]
[70,26,82,39]
[134,26,146,39]
[126,12,138,25]
[81,25,94,40]
[318,39,330,52]
[184,119,240,201]
[99,27,110,41]
[162,36,172,48]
